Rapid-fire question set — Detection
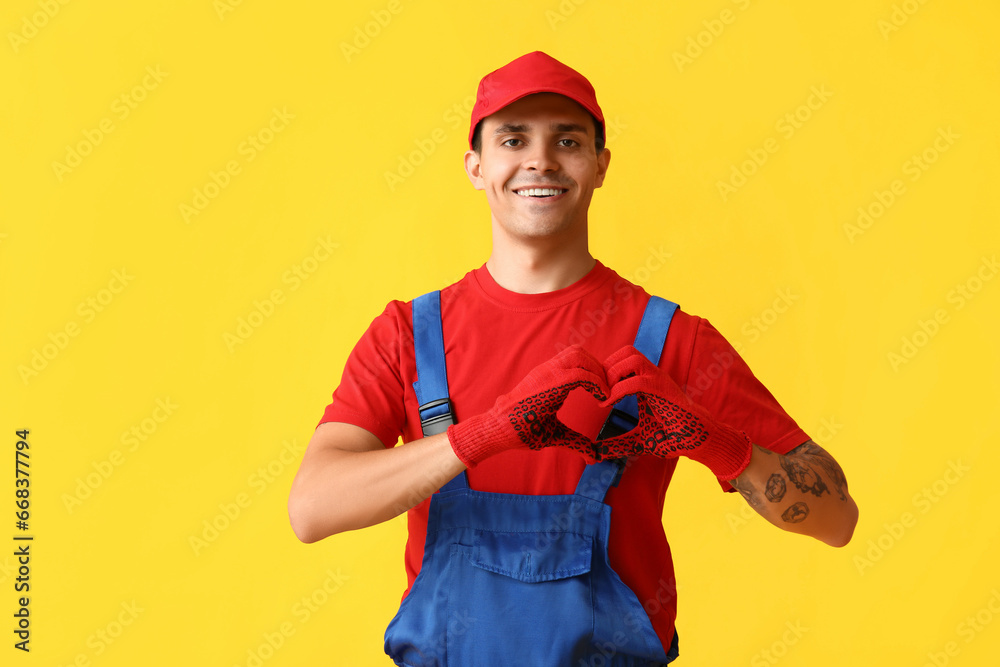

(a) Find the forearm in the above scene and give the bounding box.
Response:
[288,427,466,542]
[289,347,611,543]
[728,441,858,547]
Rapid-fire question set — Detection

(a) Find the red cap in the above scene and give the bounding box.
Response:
[469,51,605,149]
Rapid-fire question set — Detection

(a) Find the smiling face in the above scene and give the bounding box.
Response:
[464,93,611,243]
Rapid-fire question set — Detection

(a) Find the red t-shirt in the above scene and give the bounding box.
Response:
[318,260,810,651]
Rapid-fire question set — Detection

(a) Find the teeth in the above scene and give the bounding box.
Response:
[516,188,563,197]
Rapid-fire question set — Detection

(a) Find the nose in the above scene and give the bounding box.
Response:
[522,142,559,173]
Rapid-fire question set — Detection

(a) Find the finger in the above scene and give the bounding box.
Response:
[534,347,610,398]
[554,428,601,464]
[551,344,608,379]
[598,373,647,409]
[601,344,640,372]
[604,349,659,386]
[546,372,610,403]
[594,432,645,459]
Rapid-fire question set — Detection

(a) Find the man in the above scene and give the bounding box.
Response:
[289,51,858,665]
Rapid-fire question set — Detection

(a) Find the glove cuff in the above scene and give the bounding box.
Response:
[446,413,512,468]
[690,421,753,481]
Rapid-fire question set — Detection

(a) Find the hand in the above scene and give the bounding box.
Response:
[595,346,753,480]
[447,346,610,467]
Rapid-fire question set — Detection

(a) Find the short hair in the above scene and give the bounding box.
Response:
[471,114,606,155]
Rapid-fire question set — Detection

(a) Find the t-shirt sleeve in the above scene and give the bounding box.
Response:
[317,303,407,448]
[681,317,811,491]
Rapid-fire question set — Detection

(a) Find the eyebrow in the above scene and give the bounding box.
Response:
[491,122,590,136]
[492,123,528,136]
[552,122,589,134]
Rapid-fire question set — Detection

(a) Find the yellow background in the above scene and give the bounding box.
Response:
[3,0,998,664]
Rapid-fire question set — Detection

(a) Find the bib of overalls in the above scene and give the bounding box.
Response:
[384,459,677,666]
[384,291,681,666]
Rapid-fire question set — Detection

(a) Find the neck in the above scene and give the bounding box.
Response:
[485,225,595,294]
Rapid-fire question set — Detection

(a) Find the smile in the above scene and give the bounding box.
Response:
[514,188,568,198]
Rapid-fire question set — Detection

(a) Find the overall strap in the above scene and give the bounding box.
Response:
[598,295,679,437]
[634,295,679,364]
[579,295,680,502]
[412,291,456,437]
[573,459,626,501]
[412,291,467,492]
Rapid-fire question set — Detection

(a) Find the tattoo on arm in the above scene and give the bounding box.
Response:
[781,502,809,523]
[779,455,829,497]
[764,473,786,502]
[730,442,846,524]
[785,441,848,501]
[730,475,763,510]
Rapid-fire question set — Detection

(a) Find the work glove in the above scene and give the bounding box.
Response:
[447,346,610,467]
[595,345,753,480]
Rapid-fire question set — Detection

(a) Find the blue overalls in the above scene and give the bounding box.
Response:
[384,292,682,666]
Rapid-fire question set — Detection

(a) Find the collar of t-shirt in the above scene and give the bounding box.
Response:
[471,259,616,312]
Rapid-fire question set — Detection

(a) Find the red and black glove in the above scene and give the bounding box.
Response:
[596,346,753,480]
[447,346,609,467]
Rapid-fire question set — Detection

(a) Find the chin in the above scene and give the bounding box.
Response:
[506,216,579,240]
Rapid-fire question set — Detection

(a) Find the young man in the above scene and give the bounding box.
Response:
[289,51,858,665]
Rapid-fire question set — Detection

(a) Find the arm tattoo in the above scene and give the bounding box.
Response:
[764,473,787,502]
[786,441,849,501]
[730,475,763,510]
[781,502,809,523]
[779,455,829,497]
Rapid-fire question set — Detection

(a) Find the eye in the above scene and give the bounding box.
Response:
[557,138,580,148]
[501,138,523,147]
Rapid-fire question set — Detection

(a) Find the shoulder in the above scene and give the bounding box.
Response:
[632,293,743,392]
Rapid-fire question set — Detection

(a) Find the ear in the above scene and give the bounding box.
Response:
[594,148,611,189]
[464,149,485,191]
